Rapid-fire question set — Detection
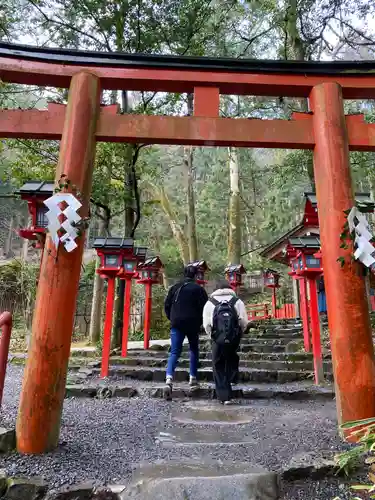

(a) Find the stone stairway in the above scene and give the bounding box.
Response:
[66,319,334,401]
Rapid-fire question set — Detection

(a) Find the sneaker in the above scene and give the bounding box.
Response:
[224,400,233,406]
[163,377,173,401]
[189,376,199,391]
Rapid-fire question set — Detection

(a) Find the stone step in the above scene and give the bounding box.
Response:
[79,356,332,373]
[130,343,289,353]
[198,336,303,346]
[240,337,303,346]
[122,460,279,499]
[111,351,322,361]
[88,365,325,383]
[257,327,303,336]
[65,380,334,401]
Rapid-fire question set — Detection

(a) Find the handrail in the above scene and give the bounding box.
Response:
[0,311,12,407]
[247,303,269,321]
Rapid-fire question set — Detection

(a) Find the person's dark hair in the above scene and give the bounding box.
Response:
[214,280,232,291]
[184,265,197,279]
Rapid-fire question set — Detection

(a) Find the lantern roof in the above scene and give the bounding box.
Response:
[134,246,148,259]
[225,264,246,274]
[93,237,134,250]
[188,260,210,271]
[264,267,280,276]
[288,236,321,249]
[304,192,374,213]
[139,256,163,268]
[16,180,54,196]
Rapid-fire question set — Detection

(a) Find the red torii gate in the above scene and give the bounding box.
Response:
[1,43,375,454]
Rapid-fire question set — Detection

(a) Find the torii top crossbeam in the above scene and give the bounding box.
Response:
[1,43,375,149]
[1,42,375,98]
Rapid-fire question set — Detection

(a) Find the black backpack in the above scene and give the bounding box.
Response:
[211,296,240,345]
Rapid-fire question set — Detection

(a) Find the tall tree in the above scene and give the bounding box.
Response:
[184,94,198,262]
[227,148,241,264]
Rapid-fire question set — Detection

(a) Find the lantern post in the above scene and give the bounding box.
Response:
[93,237,130,378]
[288,255,310,352]
[225,264,246,295]
[263,269,280,318]
[137,257,163,350]
[296,275,311,352]
[294,250,324,384]
[119,245,147,357]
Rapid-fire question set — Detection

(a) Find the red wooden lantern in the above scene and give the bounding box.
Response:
[263,268,280,288]
[93,237,135,377]
[16,181,54,249]
[118,245,147,357]
[137,257,164,350]
[288,236,323,384]
[263,268,280,319]
[225,264,246,291]
[294,251,323,278]
[94,237,134,278]
[188,260,210,286]
[137,256,163,285]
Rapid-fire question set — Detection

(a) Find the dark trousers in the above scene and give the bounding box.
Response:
[212,340,240,402]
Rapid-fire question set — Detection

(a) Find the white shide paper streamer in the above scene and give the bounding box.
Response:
[347,206,375,268]
[44,193,82,252]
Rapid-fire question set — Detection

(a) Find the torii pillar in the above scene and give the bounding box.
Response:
[310,82,375,426]
[16,72,100,453]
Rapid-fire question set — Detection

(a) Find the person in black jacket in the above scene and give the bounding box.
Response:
[164,265,208,400]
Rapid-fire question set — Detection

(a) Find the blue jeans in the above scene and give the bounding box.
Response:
[166,328,199,379]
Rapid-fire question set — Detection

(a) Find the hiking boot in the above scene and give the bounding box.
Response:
[189,376,199,391]
[163,377,173,401]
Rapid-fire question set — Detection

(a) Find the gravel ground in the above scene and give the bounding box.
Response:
[0,365,359,498]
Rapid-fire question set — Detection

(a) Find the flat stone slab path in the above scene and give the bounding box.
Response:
[0,365,356,498]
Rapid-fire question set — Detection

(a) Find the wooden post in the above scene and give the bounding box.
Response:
[307,278,324,384]
[121,277,132,357]
[0,312,12,408]
[16,72,100,453]
[271,288,277,318]
[292,278,300,318]
[143,282,152,350]
[297,277,311,352]
[310,82,375,424]
[100,276,115,378]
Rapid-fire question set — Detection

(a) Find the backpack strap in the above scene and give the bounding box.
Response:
[210,297,220,307]
[173,282,188,303]
[229,296,238,307]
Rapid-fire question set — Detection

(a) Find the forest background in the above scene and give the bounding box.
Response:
[0,0,374,346]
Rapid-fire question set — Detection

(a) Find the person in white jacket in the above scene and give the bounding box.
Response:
[203,280,249,404]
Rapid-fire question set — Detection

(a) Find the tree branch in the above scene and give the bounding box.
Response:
[26,0,109,49]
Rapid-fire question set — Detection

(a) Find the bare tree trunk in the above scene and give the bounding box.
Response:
[22,238,29,262]
[4,215,14,259]
[227,147,241,264]
[158,185,190,264]
[89,212,107,345]
[113,90,135,348]
[184,94,198,262]
[184,146,198,261]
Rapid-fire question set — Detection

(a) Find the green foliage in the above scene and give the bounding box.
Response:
[335,417,375,498]
[1,0,375,315]
[0,260,38,299]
